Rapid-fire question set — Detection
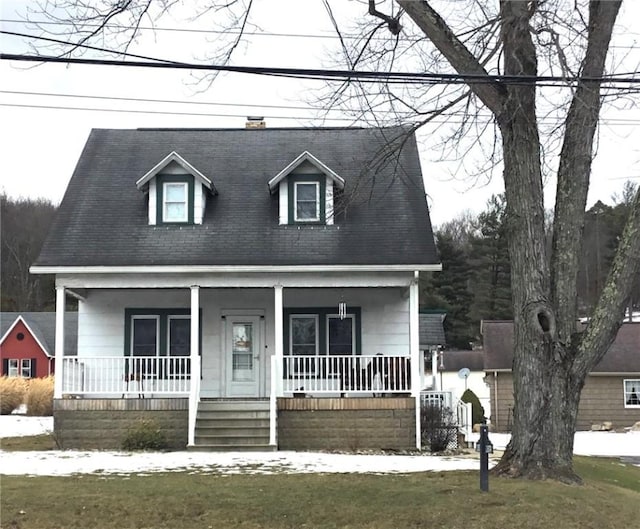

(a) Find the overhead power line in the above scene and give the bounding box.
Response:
[2,30,640,90]
[3,89,640,126]
[0,102,358,122]
[2,52,640,89]
[2,18,638,51]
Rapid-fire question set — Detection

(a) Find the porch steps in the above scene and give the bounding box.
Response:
[191,399,275,452]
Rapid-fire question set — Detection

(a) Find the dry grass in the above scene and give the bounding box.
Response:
[0,376,27,415]
[25,376,54,416]
[0,458,638,529]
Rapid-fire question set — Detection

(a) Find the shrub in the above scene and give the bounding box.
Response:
[461,389,485,425]
[421,403,458,452]
[25,376,54,416]
[0,376,27,415]
[122,419,168,451]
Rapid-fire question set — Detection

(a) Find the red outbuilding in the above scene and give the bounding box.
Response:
[0,313,78,378]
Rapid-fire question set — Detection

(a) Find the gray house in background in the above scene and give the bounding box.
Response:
[483,320,640,431]
[31,125,443,451]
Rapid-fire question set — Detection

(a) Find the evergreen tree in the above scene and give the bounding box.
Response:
[422,231,475,349]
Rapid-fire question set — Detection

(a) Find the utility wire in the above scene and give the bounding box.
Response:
[2,18,639,51]
[2,52,640,89]
[2,30,640,89]
[0,102,357,121]
[3,89,640,126]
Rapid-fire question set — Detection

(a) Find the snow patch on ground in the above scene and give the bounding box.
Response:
[0,415,53,438]
[1,416,638,477]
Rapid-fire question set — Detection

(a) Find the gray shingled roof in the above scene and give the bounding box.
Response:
[440,349,484,372]
[35,127,438,267]
[482,320,640,373]
[0,312,78,356]
[419,312,446,347]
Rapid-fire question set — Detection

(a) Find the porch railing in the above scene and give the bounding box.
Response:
[279,354,412,395]
[60,356,192,396]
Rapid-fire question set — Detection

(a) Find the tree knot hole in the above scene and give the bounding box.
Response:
[537,311,551,333]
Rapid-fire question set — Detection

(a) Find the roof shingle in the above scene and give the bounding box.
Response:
[35,127,439,268]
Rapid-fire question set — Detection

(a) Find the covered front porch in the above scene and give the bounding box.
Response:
[50,268,453,450]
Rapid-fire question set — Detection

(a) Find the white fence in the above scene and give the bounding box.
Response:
[279,354,412,395]
[60,356,192,396]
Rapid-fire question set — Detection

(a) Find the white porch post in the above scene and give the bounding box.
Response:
[409,272,421,449]
[54,286,66,399]
[432,349,440,391]
[188,285,200,447]
[274,285,284,362]
[270,284,284,446]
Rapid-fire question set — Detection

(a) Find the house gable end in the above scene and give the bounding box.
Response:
[0,316,51,358]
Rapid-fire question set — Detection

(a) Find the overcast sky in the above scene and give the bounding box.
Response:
[1,0,639,227]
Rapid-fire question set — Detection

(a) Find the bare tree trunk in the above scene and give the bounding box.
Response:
[399,0,634,482]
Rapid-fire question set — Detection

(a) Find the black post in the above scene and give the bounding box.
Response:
[479,424,489,492]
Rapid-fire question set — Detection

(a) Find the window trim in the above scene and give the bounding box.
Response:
[155,174,195,225]
[130,315,160,357]
[167,315,191,357]
[326,314,356,356]
[8,358,19,377]
[289,314,320,356]
[20,358,32,378]
[6,358,32,378]
[623,378,640,408]
[294,181,320,222]
[288,175,326,225]
[162,182,188,223]
[284,307,361,357]
[124,308,201,358]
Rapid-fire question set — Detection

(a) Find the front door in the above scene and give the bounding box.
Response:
[226,316,262,397]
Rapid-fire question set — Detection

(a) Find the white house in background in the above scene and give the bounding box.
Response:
[432,349,491,421]
[31,125,445,452]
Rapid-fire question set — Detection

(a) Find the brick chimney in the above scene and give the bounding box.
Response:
[246,116,266,129]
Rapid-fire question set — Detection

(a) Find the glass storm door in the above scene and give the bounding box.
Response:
[226,316,262,397]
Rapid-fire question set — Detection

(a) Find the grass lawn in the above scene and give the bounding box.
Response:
[1,456,638,529]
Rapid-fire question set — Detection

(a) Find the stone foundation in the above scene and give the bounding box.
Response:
[53,398,188,449]
[277,397,416,451]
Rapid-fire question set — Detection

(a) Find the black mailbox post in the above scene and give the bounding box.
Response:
[475,424,493,492]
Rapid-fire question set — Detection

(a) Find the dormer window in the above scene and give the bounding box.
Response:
[156,175,193,224]
[136,151,217,226]
[268,151,345,226]
[294,181,320,222]
[163,182,188,222]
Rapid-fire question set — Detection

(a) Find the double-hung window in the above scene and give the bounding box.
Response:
[163,182,188,222]
[290,315,319,375]
[131,316,159,377]
[624,379,640,407]
[294,181,320,222]
[6,358,31,378]
[126,310,196,379]
[286,309,360,378]
[168,316,191,377]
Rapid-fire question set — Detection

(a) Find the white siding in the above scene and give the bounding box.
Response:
[326,175,334,225]
[75,287,409,398]
[278,183,288,225]
[148,180,156,225]
[284,288,409,356]
[161,161,187,174]
[194,182,204,224]
[439,371,491,420]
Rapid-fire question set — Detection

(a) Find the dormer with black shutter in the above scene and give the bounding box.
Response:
[136,151,217,225]
[268,151,345,225]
